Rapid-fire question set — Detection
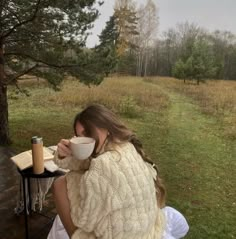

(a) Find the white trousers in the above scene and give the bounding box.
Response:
[162,207,189,239]
[47,206,189,239]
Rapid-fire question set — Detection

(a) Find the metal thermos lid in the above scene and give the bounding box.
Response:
[31,136,43,144]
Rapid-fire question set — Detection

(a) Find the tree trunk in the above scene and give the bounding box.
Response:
[144,49,148,77]
[140,52,144,76]
[136,52,141,76]
[136,50,143,77]
[0,43,11,145]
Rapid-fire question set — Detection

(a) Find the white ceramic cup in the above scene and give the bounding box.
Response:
[69,136,95,160]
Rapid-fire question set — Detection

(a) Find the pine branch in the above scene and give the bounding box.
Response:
[5,52,83,68]
[6,7,21,24]
[1,0,41,40]
[6,64,38,84]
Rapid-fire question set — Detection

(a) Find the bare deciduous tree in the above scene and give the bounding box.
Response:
[136,0,158,77]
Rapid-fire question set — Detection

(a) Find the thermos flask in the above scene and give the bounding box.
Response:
[31,136,44,174]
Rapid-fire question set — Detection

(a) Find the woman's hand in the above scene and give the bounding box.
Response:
[57,139,72,159]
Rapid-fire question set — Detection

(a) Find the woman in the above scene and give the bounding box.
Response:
[48,104,189,239]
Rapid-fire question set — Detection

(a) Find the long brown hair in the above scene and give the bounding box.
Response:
[73,104,166,208]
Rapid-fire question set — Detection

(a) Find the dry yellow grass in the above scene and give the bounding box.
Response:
[16,75,236,116]
[15,75,235,139]
[43,76,170,114]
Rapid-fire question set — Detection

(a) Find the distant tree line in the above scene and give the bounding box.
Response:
[154,24,236,83]
[97,0,236,83]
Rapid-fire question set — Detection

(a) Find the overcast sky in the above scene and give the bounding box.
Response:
[86,0,236,47]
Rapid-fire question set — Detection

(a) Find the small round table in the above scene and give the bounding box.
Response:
[18,167,65,239]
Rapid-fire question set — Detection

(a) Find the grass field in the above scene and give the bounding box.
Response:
[8,76,236,238]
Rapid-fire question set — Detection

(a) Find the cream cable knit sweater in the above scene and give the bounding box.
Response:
[54,142,165,239]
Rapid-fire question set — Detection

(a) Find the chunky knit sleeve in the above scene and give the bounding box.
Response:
[70,166,113,238]
[53,151,90,171]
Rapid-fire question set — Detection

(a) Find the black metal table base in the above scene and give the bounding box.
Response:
[18,167,64,239]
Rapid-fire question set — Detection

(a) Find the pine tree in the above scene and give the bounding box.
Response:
[173,39,217,84]
[190,40,217,84]
[96,15,119,76]
[0,0,103,144]
[113,0,139,74]
[114,1,139,57]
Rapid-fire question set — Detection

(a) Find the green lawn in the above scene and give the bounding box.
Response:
[136,91,236,239]
[8,77,236,238]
